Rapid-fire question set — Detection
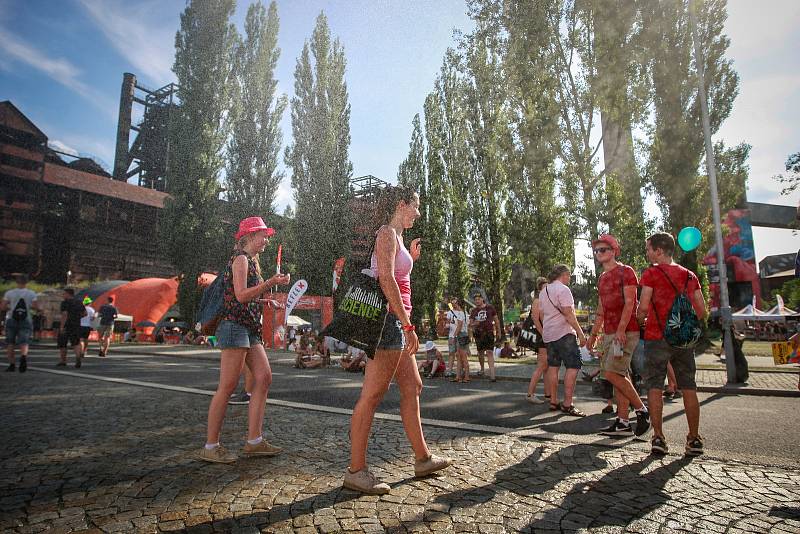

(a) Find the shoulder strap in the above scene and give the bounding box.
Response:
[544,286,565,316]
[654,265,681,294]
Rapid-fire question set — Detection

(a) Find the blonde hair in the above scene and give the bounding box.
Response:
[235,234,262,278]
[531,277,548,299]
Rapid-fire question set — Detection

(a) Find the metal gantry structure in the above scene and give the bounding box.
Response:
[113,73,178,192]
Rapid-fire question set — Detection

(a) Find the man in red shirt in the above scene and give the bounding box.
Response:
[586,235,650,438]
[637,232,707,457]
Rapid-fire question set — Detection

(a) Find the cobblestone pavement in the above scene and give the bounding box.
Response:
[2,372,799,533]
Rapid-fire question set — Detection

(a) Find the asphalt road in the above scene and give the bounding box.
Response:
[20,346,800,468]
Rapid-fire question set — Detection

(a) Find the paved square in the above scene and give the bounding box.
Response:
[1,371,799,533]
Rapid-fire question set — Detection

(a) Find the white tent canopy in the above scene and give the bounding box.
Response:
[286,315,310,327]
[731,304,771,321]
[763,304,797,317]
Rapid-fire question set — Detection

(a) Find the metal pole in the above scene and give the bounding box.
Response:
[689,0,736,383]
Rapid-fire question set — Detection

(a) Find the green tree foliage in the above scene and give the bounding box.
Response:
[589,0,649,217]
[226,0,287,221]
[163,0,237,323]
[642,0,740,244]
[434,50,472,301]
[397,112,445,334]
[499,0,573,278]
[285,12,353,295]
[692,141,750,240]
[775,150,800,196]
[461,27,514,321]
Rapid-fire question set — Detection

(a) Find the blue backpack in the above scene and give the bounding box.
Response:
[652,266,702,348]
[197,269,226,335]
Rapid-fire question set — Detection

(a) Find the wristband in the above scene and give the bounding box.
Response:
[401,324,415,332]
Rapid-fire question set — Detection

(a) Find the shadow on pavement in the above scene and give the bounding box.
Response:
[528,454,694,530]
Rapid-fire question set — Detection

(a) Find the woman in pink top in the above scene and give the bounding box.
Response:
[344,186,451,495]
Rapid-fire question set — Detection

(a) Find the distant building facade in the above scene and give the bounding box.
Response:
[0,101,173,283]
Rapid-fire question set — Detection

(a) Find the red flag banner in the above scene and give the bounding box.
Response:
[333,257,346,292]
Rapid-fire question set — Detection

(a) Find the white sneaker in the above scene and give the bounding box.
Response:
[414,454,452,477]
[527,395,545,404]
[343,468,390,495]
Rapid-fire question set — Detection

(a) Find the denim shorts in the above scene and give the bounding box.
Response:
[5,317,32,345]
[215,320,261,349]
[642,339,696,390]
[546,333,582,369]
[375,312,405,354]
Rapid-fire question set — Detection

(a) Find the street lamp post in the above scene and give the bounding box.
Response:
[689,0,736,383]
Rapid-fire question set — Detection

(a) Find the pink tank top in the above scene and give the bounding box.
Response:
[371,230,413,315]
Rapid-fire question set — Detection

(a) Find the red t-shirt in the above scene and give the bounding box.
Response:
[640,263,701,341]
[597,264,639,333]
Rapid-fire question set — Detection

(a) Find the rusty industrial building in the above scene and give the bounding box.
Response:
[2,72,393,286]
[0,100,173,283]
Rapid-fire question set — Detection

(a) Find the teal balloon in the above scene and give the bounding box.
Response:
[678,227,702,251]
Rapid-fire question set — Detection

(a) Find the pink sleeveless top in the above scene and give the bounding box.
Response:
[371,229,413,315]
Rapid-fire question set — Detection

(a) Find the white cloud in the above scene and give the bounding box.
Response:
[48,139,79,157]
[77,0,175,87]
[274,175,295,213]
[0,26,116,119]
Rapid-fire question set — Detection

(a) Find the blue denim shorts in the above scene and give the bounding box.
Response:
[546,333,582,369]
[375,312,405,353]
[5,317,32,345]
[215,320,261,349]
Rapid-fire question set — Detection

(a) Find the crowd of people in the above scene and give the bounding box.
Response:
[4,184,799,498]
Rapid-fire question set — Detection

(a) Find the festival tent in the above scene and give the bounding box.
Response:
[731,304,769,321]
[75,280,129,304]
[91,277,179,334]
[763,304,798,317]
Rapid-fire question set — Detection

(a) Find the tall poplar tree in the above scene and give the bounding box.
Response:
[226,0,287,221]
[163,0,237,322]
[498,0,573,278]
[397,113,444,332]
[461,27,514,321]
[285,12,353,294]
[642,0,740,244]
[435,50,472,301]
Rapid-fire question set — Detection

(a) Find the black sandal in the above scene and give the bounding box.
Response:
[561,405,587,417]
[549,402,562,412]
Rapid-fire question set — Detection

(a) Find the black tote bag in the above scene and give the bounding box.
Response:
[320,240,388,358]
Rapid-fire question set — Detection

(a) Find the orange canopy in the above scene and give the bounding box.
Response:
[92,277,179,334]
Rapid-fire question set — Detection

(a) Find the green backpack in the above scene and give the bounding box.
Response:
[652,266,702,348]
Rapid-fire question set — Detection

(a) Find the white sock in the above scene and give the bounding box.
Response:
[636,405,649,414]
[618,418,629,425]
[204,442,219,450]
[247,436,263,445]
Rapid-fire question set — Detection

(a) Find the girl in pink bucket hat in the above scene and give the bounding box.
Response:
[198,216,290,463]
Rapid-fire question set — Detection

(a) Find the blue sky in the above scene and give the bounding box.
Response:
[1,0,798,263]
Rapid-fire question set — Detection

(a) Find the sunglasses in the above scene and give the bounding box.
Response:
[593,247,612,254]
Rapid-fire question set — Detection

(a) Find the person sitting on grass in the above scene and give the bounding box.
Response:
[417,341,442,376]
[341,348,367,373]
[425,350,446,378]
[499,340,519,359]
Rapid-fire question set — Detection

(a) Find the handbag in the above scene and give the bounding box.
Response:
[320,240,388,358]
[516,314,538,349]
